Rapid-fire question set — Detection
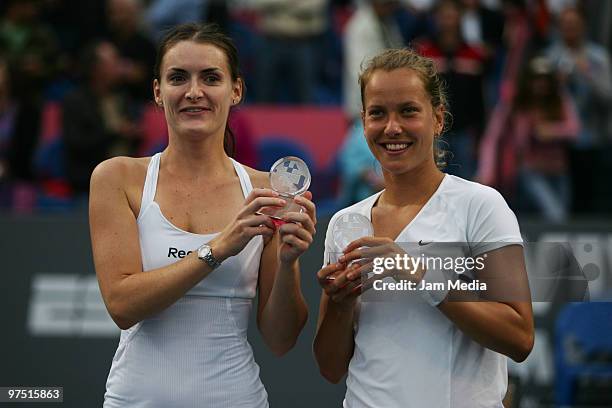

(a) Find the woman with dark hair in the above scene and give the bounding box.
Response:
[90,23,313,407]
[478,56,579,222]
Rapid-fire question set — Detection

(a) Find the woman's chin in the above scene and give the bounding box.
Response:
[176,123,219,138]
[381,159,433,177]
[380,163,413,176]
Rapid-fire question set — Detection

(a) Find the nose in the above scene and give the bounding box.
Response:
[185,78,204,101]
[384,114,402,137]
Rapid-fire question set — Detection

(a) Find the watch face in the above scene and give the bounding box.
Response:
[198,245,211,259]
[198,245,220,268]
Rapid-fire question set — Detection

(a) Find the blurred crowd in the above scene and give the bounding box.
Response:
[0,0,610,221]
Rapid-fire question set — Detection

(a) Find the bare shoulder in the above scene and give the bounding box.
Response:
[90,156,151,216]
[91,156,149,190]
[243,165,271,189]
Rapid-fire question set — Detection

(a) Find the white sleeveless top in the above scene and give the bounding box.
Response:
[104,153,268,407]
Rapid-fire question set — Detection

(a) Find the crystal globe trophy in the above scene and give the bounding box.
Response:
[325,213,374,280]
[257,156,311,226]
[331,213,374,251]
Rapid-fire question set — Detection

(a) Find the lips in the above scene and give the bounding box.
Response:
[379,142,414,153]
[179,106,211,113]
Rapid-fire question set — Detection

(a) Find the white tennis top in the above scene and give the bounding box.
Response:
[104,153,268,407]
[323,175,523,408]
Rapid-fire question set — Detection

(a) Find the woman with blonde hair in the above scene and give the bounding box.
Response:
[314,48,533,407]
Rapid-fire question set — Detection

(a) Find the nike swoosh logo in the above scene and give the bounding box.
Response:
[418,240,433,246]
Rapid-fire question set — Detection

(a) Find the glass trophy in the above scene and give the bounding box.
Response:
[326,213,374,280]
[257,156,311,227]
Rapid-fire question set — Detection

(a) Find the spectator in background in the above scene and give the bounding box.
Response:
[459,0,505,55]
[547,6,612,214]
[393,1,431,47]
[107,0,157,106]
[252,0,328,104]
[62,41,141,195]
[343,0,404,123]
[546,6,611,148]
[416,0,488,179]
[514,56,579,222]
[478,56,579,222]
[459,0,506,106]
[145,0,207,42]
[0,0,59,183]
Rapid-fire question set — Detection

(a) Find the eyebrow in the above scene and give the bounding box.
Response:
[366,101,421,109]
[399,101,421,107]
[166,67,223,75]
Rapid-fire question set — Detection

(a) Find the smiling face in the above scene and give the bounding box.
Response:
[361,68,444,176]
[153,40,242,140]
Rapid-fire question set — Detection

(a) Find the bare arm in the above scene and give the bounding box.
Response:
[438,301,533,362]
[90,158,217,329]
[91,159,281,329]
[256,194,315,356]
[256,234,308,356]
[437,245,534,362]
[340,239,534,363]
[313,262,360,383]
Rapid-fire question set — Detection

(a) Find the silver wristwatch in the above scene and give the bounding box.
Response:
[197,244,222,270]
